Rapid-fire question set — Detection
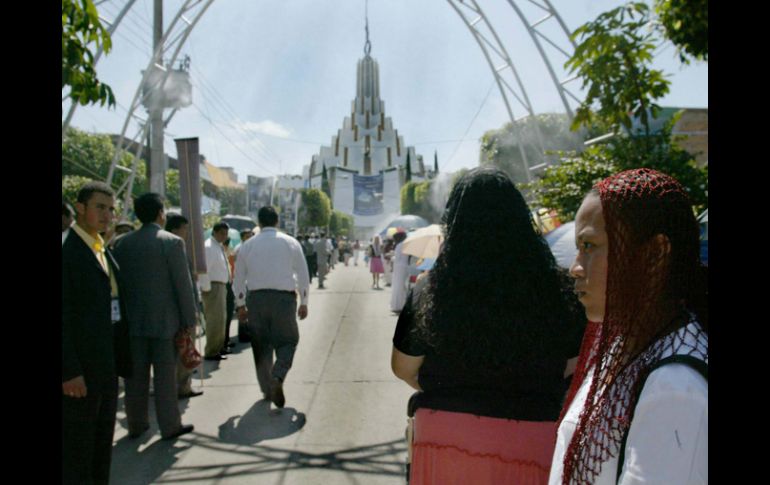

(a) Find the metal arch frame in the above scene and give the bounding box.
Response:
[62,0,140,139]
[105,0,215,211]
[446,0,541,183]
[446,0,582,178]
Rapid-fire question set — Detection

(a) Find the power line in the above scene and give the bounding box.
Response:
[191,102,278,176]
[445,80,496,169]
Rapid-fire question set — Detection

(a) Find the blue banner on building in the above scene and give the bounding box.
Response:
[353,174,384,216]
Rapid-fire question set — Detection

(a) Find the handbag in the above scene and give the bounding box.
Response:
[175,327,202,369]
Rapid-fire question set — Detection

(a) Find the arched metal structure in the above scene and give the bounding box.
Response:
[62,0,139,139]
[104,0,215,211]
[64,1,582,209]
[446,0,581,180]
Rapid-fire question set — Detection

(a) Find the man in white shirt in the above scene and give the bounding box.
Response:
[198,222,231,361]
[234,206,309,409]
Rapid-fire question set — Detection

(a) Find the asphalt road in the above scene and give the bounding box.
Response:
[110,260,414,485]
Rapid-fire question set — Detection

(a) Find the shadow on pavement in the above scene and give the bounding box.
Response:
[152,437,407,482]
[110,433,193,485]
[218,400,306,444]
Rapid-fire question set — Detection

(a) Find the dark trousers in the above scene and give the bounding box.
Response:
[124,337,182,438]
[246,291,299,393]
[304,255,315,283]
[62,382,118,485]
[224,282,235,348]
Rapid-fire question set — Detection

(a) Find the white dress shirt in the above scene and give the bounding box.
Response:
[198,237,230,292]
[548,322,708,485]
[233,227,310,307]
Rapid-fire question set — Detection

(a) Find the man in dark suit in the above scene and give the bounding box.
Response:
[113,193,196,440]
[62,181,123,484]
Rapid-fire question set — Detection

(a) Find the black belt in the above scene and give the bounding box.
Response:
[249,289,296,296]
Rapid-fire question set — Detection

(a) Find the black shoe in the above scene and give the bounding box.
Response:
[220,348,232,355]
[128,425,150,439]
[270,378,285,408]
[162,424,194,441]
[178,390,204,400]
[226,341,236,348]
[204,354,227,361]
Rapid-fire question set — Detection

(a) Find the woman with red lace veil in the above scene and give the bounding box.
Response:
[391,167,586,484]
[548,169,708,484]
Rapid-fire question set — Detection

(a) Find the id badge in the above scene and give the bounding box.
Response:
[111,298,121,323]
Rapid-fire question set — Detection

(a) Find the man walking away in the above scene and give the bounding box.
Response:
[112,193,196,441]
[234,206,309,408]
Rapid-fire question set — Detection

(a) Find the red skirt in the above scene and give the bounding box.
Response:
[410,408,556,485]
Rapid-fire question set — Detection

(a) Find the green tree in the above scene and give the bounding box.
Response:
[566,2,670,135]
[165,169,181,207]
[525,148,617,221]
[329,210,355,237]
[400,180,441,223]
[299,188,332,230]
[62,174,93,207]
[62,127,148,197]
[62,0,115,107]
[526,116,707,220]
[400,181,419,215]
[405,153,412,182]
[655,0,708,62]
[480,113,586,185]
[218,186,247,215]
[321,164,332,204]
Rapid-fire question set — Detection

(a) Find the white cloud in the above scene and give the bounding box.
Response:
[237,120,291,139]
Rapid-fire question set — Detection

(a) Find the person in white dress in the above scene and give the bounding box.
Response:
[389,231,409,313]
[548,169,708,485]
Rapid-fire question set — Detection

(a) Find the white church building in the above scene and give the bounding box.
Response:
[306,46,429,235]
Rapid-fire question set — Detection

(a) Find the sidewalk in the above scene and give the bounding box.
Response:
[110,262,414,484]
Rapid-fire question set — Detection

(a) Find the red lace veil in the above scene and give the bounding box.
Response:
[559,168,708,484]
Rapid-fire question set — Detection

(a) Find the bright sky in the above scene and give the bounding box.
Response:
[68,0,708,183]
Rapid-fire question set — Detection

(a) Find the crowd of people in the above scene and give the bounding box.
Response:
[63,165,707,485]
[62,185,311,484]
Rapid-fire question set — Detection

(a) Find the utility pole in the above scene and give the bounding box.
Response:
[149,0,166,196]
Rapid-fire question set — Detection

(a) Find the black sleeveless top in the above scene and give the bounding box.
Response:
[393,280,585,421]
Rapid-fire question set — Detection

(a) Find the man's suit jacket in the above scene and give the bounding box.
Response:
[113,223,196,339]
[62,230,127,392]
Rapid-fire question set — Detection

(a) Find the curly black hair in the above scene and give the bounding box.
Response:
[415,167,584,370]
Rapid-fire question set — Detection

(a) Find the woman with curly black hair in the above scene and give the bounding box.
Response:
[391,167,585,484]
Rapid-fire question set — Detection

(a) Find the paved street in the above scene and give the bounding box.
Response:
[110,261,414,485]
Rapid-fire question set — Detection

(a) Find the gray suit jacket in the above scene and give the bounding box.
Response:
[113,223,197,339]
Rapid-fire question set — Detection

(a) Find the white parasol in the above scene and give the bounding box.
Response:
[400,224,444,259]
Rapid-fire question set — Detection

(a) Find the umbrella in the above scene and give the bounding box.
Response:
[379,214,430,236]
[544,221,576,269]
[401,224,443,259]
[416,258,435,271]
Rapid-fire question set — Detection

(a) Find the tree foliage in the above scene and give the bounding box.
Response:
[655,0,708,62]
[62,0,115,107]
[299,188,332,230]
[526,116,708,221]
[217,186,247,215]
[567,2,670,135]
[329,210,355,237]
[400,180,441,223]
[480,113,586,186]
[62,127,147,198]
